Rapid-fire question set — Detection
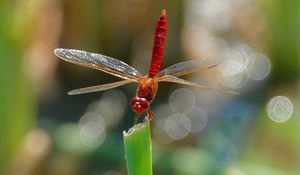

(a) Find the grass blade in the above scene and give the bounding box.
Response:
[123,120,152,175]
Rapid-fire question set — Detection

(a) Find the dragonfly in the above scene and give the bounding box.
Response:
[54,9,237,122]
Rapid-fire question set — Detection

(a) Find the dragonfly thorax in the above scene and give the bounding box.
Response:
[137,77,158,102]
[131,97,149,113]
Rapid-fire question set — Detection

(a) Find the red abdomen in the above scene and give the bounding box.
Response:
[148,9,167,78]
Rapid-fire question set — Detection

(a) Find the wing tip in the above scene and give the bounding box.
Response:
[67,90,78,95]
[53,48,64,57]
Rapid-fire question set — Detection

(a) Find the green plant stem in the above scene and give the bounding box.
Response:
[123,119,152,175]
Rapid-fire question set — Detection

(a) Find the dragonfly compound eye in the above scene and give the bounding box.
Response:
[131,97,149,113]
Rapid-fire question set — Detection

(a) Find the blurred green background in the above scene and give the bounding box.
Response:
[1,0,299,175]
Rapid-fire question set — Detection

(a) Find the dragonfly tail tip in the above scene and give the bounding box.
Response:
[161,9,166,16]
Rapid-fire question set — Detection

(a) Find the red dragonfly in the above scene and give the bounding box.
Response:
[54,9,237,122]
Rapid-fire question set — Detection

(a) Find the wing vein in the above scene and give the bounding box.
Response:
[159,58,224,77]
[158,75,239,95]
[54,48,143,81]
[68,79,133,95]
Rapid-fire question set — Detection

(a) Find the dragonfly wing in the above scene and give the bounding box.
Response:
[158,75,239,95]
[54,48,143,81]
[68,79,134,95]
[159,57,224,77]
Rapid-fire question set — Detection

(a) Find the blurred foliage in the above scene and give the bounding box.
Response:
[263,0,300,83]
[0,0,37,172]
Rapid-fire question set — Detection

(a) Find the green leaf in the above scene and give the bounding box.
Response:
[123,120,152,175]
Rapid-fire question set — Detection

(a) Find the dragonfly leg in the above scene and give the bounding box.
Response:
[134,113,141,125]
[134,117,138,125]
[134,110,153,125]
[146,109,154,124]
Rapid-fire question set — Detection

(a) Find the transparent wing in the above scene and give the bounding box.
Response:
[158,75,239,95]
[54,48,143,81]
[68,79,134,95]
[159,57,224,77]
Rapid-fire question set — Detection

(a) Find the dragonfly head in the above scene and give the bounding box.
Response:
[130,97,149,113]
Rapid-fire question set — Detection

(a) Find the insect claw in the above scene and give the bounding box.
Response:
[133,113,139,125]
[146,110,154,125]
[134,118,138,125]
